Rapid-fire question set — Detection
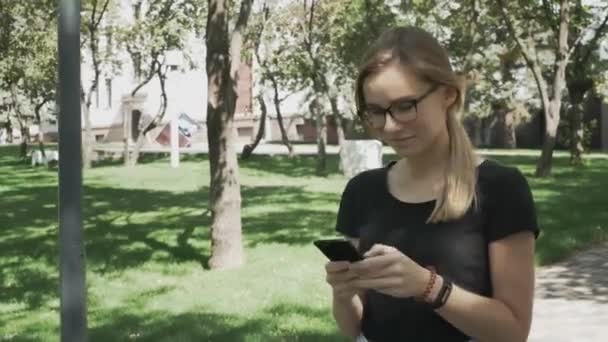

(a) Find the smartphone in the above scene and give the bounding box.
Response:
[313,238,363,262]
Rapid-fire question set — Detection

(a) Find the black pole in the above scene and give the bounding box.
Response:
[58,0,87,341]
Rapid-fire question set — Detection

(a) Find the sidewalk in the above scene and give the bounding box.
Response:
[528,242,608,341]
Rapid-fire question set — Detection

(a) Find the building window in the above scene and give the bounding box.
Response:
[237,126,253,138]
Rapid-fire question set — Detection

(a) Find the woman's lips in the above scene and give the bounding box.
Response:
[391,136,416,143]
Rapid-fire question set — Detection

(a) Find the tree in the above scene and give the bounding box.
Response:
[205,0,253,269]
[497,0,579,176]
[22,14,58,159]
[246,0,308,157]
[563,3,608,165]
[396,1,537,149]
[0,1,57,157]
[81,0,113,169]
[240,1,271,159]
[117,0,206,166]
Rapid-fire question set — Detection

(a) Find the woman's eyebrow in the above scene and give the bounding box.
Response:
[364,102,386,109]
[389,94,417,102]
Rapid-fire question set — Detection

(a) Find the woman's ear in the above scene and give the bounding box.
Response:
[443,86,458,110]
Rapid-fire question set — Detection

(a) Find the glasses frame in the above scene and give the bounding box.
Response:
[359,84,440,129]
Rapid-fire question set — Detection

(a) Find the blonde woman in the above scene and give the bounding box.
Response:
[325,26,539,342]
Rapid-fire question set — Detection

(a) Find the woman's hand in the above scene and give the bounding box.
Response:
[325,261,363,301]
[349,244,429,298]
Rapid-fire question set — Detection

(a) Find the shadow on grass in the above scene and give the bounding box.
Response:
[3,145,608,316]
[86,303,349,342]
[1,178,339,310]
[92,152,209,168]
[240,155,342,177]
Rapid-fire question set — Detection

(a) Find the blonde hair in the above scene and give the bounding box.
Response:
[355,26,478,223]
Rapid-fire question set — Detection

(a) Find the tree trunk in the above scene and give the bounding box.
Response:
[130,63,168,166]
[124,61,157,166]
[82,30,100,170]
[503,109,517,149]
[566,80,591,167]
[304,0,327,174]
[482,116,495,147]
[269,75,293,157]
[240,93,266,160]
[497,0,570,177]
[20,127,29,159]
[205,0,252,270]
[10,85,28,158]
[569,101,585,166]
[82,102,93,169]
[82,1,111,169]
[311,99,326,176]
[34,102,48,159]
[472,117,482,147]
[536,110,560,177]
[129,132,146,166]
[328,94,345,146]
[6,121,13,143]
[123,106,130,165]
[534,0,570,177]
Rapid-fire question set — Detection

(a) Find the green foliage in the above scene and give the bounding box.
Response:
[0,0,58,122]
[114,0,206,82]
[557,117,598,152]
[325,0,398,78]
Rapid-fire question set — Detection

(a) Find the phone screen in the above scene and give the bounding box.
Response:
[313,238,363,262]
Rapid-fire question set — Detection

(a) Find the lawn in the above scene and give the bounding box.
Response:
[1,145,607,341]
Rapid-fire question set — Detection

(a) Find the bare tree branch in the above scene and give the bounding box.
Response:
[278,93,293,103]
[93,0,111,29]
[131,57,158,96]
[497,0,550,109]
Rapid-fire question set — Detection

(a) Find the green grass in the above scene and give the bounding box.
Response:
[1,145,607,341]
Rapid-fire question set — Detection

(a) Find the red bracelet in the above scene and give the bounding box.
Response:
[415,266,437,302]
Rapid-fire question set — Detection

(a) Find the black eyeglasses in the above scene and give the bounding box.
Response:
[359,84,440,129]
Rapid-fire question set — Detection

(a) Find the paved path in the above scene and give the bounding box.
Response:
[528,242,608,341]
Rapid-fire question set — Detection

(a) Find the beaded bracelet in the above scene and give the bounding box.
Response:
[415,266,437,302]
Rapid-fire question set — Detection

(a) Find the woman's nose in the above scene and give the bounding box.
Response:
[383,112,403,132]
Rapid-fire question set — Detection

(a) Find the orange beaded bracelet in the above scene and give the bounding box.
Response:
[415,266,437,302]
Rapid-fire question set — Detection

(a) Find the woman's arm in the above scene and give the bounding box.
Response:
[332,291,365,338]
[332,237,365,338]
[434,231,536,342]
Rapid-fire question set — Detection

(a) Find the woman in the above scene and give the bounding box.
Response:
[325,26,539,342]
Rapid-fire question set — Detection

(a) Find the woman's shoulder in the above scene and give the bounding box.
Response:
[478,157,525,178]
[342,162,391,192]
[477,158,532,198]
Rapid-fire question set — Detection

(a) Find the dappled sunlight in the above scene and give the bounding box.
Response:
[87,303,348,341]
[3,145,608,339]
[536,243,608,305]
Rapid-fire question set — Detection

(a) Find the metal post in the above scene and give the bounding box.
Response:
[58,0,87,341]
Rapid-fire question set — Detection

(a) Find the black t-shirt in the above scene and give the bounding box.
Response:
[335,159,540,342]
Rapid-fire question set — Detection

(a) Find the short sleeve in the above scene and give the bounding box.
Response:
[484,166,540,242]
[335,176,363,238]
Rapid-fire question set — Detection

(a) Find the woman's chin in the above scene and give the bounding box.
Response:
[389,140,423,157]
